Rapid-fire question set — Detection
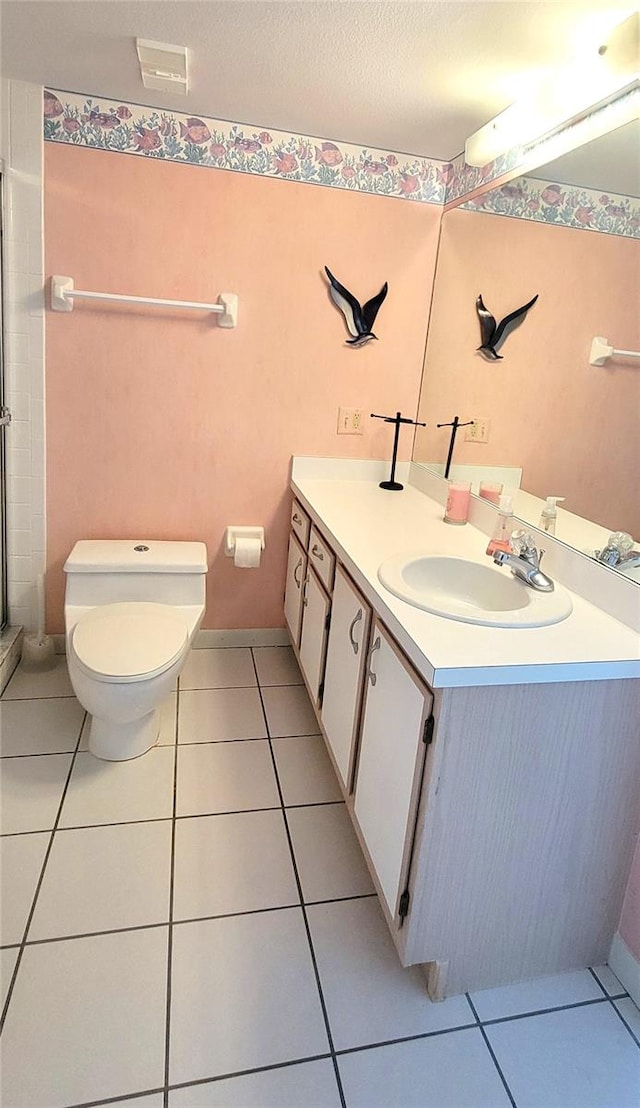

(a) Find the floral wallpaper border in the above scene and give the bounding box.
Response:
[43,89,450,205]
[43,88,638,237]
[461,176,639,239]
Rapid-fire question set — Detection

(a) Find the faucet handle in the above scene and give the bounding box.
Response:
[510,530,544,565]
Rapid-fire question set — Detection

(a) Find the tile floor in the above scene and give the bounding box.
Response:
[1,646,639,1108]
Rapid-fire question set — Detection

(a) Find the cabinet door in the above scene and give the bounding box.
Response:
[354,620,433,921]
[284,533,307,648]
[321,566,371,791]
[299,568,331,707]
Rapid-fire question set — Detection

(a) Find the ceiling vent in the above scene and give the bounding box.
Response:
[136,38,189,95]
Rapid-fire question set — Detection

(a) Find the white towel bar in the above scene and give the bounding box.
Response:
[589,336,640,366]
[50,275,238,327]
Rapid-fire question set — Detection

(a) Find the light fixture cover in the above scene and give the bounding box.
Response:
[136,38,189,95]
[464,11,639,167]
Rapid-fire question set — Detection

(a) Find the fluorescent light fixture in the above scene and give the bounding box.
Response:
[136,39,189,95]
[465,12,639,167]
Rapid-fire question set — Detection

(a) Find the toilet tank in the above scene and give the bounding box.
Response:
[64,540,208,607]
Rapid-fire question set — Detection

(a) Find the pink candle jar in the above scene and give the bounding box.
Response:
[478,481,503,505]
[444,481,471,525]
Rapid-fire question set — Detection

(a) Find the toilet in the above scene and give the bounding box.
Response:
[64,539,208,761]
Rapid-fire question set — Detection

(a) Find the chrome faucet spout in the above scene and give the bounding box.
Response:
[492,540,555,593]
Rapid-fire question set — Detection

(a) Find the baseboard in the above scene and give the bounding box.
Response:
[609,932,640,1008]
[194,628,290,648]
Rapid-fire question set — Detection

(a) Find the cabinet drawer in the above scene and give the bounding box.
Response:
[290,501,311,548]
[308,526,335,593]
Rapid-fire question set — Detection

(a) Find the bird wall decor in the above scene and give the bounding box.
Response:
[325,267,388,346]
[476,293,538,361]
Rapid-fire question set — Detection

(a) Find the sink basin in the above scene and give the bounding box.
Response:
[377,554,573,628]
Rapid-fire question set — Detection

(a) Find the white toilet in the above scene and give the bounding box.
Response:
[64,539,208,761]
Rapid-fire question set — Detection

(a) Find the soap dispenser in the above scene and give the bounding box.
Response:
[486,495,515,555]
[539,496,565,536]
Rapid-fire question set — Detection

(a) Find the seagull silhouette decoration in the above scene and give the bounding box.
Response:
[325,267,388,346]
[476,293,538,361]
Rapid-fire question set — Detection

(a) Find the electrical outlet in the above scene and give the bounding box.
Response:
[337,407,364,435]
[464,417,491,444]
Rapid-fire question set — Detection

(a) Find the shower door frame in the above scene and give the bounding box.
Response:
[0,170,7,631]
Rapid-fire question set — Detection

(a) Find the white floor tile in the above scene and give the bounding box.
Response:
[0,753,73,834]
[470,969,604,1022]
[173,810,298,920]
[2,657,74,700]
[287,803,374,902]
[253,646,303,687]
[486,1001,640,1108]
[261,685,319,737]
[614,997,640,1040]
[79,693,177,750]
[592,964,625,996]
[170,1059,341,1107]
[178,687,266,743]
[338,1027,513,1108]
[1,832,49,944]
[0,697,84,756]
[29,821,172,940]
[169,909,329,1085]
[272,735,342,805]
[1,947,19,1011]
[176,741,279,816]
[307,898,473,1050]
[0,927,168,1107]
[59,746,175,828]
[179,647,256,690]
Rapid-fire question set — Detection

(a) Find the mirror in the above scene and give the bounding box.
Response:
[413,114,639,577]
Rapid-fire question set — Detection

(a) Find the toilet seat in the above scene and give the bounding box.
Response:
[71,602,188,683]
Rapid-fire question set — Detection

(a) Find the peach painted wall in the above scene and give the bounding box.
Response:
[619,833,640,960]
[414,208,639,535]
[45,144,440,632]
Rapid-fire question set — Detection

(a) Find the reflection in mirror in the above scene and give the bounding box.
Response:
[413,115,639,580]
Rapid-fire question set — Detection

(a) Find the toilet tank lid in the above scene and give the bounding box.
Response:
[64,540,208,574]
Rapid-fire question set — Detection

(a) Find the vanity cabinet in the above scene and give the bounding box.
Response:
[284,489,640,999]
[284,532,306,648]
[299,566,331,707]
[285,500,334,706]
[353,620,434,921]
[321,565,372,790]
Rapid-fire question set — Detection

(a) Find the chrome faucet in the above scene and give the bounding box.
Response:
[595,532,640,569]
[492,532,555,592]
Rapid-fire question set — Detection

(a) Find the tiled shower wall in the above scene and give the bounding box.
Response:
[0,79,45,632]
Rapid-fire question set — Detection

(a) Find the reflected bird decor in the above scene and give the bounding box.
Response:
[476,293,538,361]
[325,267,388,346]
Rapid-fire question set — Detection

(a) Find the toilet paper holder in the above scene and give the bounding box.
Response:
[224,526,265,557]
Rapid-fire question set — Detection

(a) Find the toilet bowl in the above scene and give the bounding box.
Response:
[64,540,207,761]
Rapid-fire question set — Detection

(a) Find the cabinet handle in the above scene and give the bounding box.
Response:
[311,543,324,561]
[348,609,362,655]
[293,558,303,588]
[302,574,309,607]
[293,512,303,525]
[367,635,380,685]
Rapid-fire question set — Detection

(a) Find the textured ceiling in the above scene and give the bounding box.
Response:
[0,1,631,160]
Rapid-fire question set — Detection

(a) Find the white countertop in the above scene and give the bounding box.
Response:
[291,462,640,689]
